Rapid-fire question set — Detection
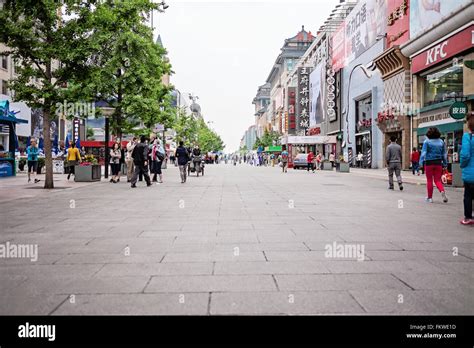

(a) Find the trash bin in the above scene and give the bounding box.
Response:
[451,163,463,187]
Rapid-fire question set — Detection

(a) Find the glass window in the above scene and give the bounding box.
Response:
[423,60,463,106]
[0,55,7,70]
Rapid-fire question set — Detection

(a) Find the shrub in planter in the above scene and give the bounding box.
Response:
[37,157,45,174]
[18,158,26,171]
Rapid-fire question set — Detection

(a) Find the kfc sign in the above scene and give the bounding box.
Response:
[426,41,449,65]
[412,25,474,73]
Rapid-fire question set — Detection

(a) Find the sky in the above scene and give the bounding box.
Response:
[155,0,340,152]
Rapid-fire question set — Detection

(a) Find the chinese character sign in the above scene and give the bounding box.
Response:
[297,67,310,134]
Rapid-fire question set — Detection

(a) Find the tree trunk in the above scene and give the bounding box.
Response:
[43,59,54,189]
[43,107,54,189]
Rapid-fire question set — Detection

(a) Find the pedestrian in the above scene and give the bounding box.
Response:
[109,142,121,183]
[411,147,421,175]
[315,152,322,170]
[329,152,335,168]
[66,140,81,180]
[357,152,364,168]
[130,135,152,188]
[26,138,40,183]
[151,139,165,183]
[175,141,190,183]
[307,151,315,172]
[280,146,289,173]
[460,116,474,224]
[386,135,403,191]
[126,137,137,182]
[419,127,448,203]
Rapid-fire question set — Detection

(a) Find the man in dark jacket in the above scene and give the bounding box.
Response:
[386,135,403,191]
[175,141,190,183]
[131,135,152,188]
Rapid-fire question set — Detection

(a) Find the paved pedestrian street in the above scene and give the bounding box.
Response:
[1,164,473,315]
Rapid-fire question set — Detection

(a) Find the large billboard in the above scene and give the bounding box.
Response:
[332,0,387,71]
[309,63,324,128]
[410,0,470,39]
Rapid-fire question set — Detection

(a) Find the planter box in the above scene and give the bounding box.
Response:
[74,165,101,182]
[336,162,350,173]
[322,161,333,171]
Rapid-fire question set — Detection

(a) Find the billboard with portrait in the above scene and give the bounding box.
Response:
[410,0,470,39]
[309,63,324,128]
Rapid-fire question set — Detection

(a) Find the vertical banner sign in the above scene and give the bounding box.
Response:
[73,118,80,145]
[288,87,296,135]
[297,67,310,135]
[327,66,336,121]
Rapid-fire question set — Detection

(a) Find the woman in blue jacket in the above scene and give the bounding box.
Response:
[419,127,448,203]
[460,117,474,225]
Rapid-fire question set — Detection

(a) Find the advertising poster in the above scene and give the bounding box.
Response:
[309,63,324,128]
[410,0,470,39]
[332,0,387,70]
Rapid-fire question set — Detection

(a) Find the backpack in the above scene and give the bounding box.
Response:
[157,150,165,161]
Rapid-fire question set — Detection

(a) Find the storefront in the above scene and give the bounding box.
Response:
[411,24,474,166]
[0,100,28,177]
[281,135,337,167]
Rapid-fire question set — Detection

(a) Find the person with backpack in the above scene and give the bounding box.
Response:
[419,127,448,203]
[151,138,165,183]
[175,141,190,183]
[26,138,40,183]
[130,135,151,188]
[460,116,474,225]
[280,146,289,173]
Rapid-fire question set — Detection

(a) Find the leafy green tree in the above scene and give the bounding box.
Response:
[253,129,280,150]
[81,0,172,138]
[0,0,171,188]
[196,118,224,153]
[0,0,102,188]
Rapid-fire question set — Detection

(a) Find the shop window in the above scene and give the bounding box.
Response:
[355,95,372,134]
[423,60,463,106]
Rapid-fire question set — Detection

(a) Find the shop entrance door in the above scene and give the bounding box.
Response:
[356,132,372,168]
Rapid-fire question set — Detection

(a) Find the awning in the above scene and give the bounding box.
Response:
[417,121,464,135]
[281,135,337,145]
[264,146,282,152]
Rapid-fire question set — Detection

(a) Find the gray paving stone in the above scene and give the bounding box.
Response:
[0,294,68,315]
[349,289,474,314]
[214,261,330,275]
[274,274,411,291]
[393,272,474,290]
[144,275,277,292]
[56,253,165,264]
[210,291,364,315]
[162,251,265,262]
[96,262,213,277]
[52,293,210,315]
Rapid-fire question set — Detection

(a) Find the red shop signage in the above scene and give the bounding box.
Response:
[288,87,296,130]
[412,25,474,74]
